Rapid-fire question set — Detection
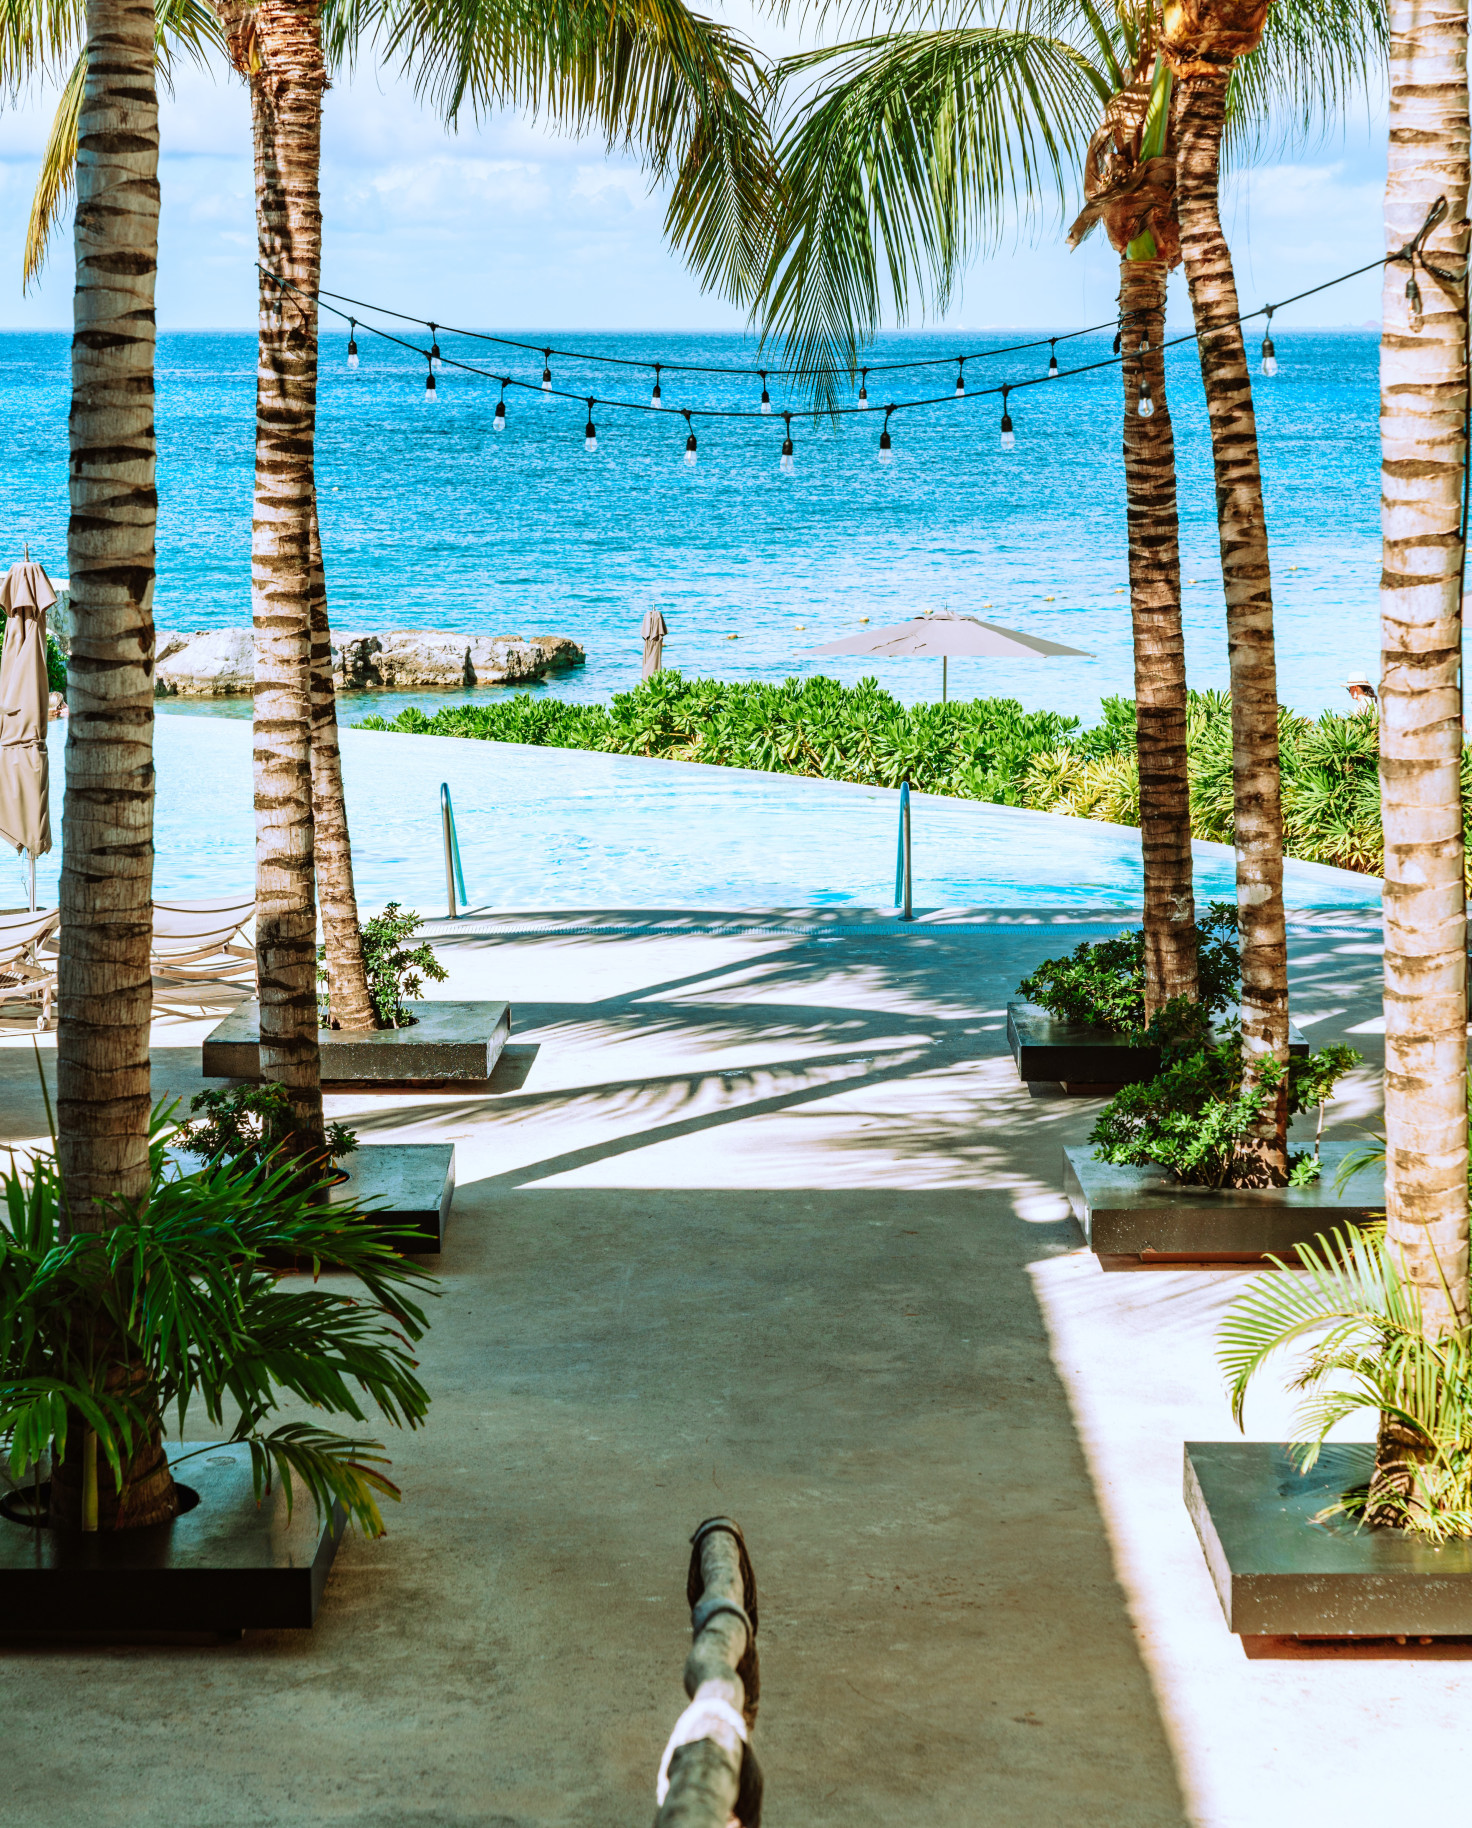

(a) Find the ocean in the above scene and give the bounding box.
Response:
[2,322,1382,726]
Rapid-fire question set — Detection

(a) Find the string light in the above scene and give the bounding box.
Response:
[584,398,597,452]
[424,354,437,402]
[1261,306,1278,376]
[347,319,359,371]
[1112,324,1123,355]
[1048,340,1058,378]
[541,349,552,392]
[652,365,664,409]
[955,359,966,398]
[429,323,443,373]
[858,369,870,409]
[780,412,795,475]
[760,371,772,414]
[878,406,894,466]
[683,410,697,466]
[999,386,1015,451]
[1137,375,1155,418]
[493,385,506,431]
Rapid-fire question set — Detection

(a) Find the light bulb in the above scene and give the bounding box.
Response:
[429,326,443,373]
[425,370,438,402]
[584,401,597,451]
[347,336,359,372]
[780,416,794,474]
[493,397,506,431]
[652,367,663,409]
[684,434,697,467]
[1137,385,1155,418]
[1048,343,1058,378]
[858,370,869,410]
[878,423,893,465]
[760,372,772,414]
[541,351,552,392]
[999,402,1014,451]
[1140,335,1151,356]
[1261,335,1278,377]
[955,362,966,397]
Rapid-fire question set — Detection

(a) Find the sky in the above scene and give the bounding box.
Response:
[0,7,1389,334]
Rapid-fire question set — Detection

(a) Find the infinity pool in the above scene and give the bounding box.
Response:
[16,717,1380,912]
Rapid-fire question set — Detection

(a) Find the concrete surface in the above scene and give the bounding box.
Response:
[0,905,1463,1828]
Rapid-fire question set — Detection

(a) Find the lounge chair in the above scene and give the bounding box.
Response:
[151,897,256,983]
[0,907,60,1028]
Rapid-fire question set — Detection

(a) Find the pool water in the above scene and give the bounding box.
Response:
[16,717,1380,913]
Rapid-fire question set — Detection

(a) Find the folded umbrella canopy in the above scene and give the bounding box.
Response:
[641,606,668,681]
[0,559,55,909]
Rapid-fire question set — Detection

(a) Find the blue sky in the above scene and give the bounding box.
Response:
[0,8,1389,332]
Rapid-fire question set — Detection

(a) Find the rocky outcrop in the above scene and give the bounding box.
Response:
[333,631,584,691]
[149,628,585,697]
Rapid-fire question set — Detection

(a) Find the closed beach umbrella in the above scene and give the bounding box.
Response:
[809,607,1090,702]
[642,606,668,680]
[0,558,55,909]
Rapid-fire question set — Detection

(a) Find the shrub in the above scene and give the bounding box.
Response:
[1088,1032,1362,1189]
[1016,901,1241,1034]
[361,903,447,1028]
[175,1082,357,1170]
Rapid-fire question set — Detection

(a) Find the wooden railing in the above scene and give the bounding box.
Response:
[653,1516,763,1828]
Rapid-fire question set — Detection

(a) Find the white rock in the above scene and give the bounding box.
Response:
[154,630,255,697]
[143,627,585,696]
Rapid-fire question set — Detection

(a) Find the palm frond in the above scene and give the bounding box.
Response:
[1224,0,1388,165]
[375,0,779,300]
[757,27,1108,403]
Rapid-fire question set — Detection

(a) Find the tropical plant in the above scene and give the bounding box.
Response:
[1089,1031,1360,1188]
[1017,899,1239,1032]
[320,904,449,1030]
[1220,1226,1472,1541]
[752,0,1384,1169]
[175,1081,359,1170]
[0,1108,434,1534]
[55,0,161,1227]
[1375,0,1470,1343]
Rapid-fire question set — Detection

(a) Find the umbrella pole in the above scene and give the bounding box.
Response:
[27,854,34,914]
[942,658,947,704]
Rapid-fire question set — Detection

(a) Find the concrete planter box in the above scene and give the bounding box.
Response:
[203,1000,510,1086]
[1185,1441,1472,1639]
[1007,1001,1306,1090]
[173,1142,456,1254]
[0,1444,343,1636]
[1064,1141,1383,1260]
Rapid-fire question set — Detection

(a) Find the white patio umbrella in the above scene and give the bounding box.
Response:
[809,608,1091,701]
[641,606,668,680]
[0,557,55,910]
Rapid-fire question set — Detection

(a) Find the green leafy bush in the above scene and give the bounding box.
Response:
[360,903,448,1028]
[1088,1033,1362,1189]
[1221,1225,1472,1541]
[0,1105,434,1536]
[1016,901,1241,1033]
[175,1082,357,1170]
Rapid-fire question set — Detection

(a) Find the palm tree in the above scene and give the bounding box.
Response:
[1376,0,1469,1354]
[1067,39,1196,1012]
[752,0,1383,1049]
[59,0,162,1231]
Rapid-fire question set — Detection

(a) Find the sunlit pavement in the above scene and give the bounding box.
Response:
[2,906,1461,1828]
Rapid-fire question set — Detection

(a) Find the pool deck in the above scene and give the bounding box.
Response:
[2,907,1462,1828]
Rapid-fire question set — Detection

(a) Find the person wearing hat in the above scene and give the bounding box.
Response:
[1345,671,1378,710]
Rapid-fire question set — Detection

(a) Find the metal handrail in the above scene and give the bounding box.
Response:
[440,783,467,917]
[894,779,913,921]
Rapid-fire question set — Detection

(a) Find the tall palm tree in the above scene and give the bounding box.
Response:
[1376,0,1469,1366]
[55,0,180,1527]
[752,0,1383,1046]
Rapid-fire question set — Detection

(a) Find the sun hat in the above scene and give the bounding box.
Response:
[1345,672,1373,687]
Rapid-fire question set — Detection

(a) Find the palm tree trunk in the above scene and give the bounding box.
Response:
[53,0,179,1530]
[1120,254,1197,1016]
[1171,69,1289,1182]
[1378,0,1470,1336]
[59,0,159,1228]
[309,503,376,1030]
[239,0,328,1154]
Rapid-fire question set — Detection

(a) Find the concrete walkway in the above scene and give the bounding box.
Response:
[1,908,1463,1828]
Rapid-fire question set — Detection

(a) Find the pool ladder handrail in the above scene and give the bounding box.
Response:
[441,783,468,918]
[894,779,913,921]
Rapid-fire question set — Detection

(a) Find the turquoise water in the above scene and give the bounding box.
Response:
[1,324,1383,726]
[14,719,1379,912]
